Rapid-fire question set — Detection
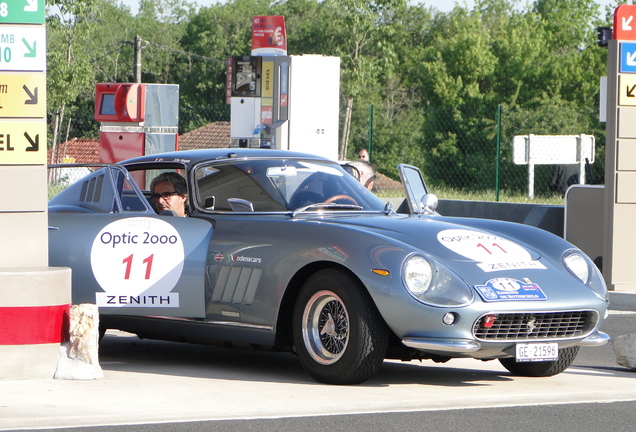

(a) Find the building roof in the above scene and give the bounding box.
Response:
[179,122,230,150]
[48,138,100,165]
[50,122,232,164]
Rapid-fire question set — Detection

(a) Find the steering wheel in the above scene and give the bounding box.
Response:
[324,194,358,205]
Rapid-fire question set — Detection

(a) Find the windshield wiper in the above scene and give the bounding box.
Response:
[292,202,363,217]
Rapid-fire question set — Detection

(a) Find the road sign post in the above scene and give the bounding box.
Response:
[602,5,636,293]
[513,134,595,198]
[0,0,72,380]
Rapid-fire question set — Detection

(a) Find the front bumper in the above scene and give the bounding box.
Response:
[402,331,610,355]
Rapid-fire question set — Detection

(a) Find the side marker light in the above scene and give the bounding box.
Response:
[442,312,456,326]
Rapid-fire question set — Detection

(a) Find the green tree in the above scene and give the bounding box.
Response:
[46,0,99,161]
[52,0,196,139]
[318,0,406,159]
[397,0,608,192]
[177,0,271,107]
[349,2,434,176]
[44,0,612,199]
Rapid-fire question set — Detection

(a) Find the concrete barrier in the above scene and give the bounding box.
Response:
[0,267,71,380]
[436,199,564,237]
[388,198,565,237]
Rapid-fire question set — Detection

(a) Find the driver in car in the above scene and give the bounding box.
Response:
[150,172,189,217]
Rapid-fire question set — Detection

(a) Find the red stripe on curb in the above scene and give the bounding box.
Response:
[0,305,70,345]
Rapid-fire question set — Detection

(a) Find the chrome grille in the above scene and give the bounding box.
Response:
[472,311,595,341]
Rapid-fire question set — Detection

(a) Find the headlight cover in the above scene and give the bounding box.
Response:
[402,254,473,307]
[563,250,607,300]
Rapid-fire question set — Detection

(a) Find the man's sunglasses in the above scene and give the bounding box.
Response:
[151,191,181,200]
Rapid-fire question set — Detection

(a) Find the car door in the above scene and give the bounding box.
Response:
[48,165,212,318]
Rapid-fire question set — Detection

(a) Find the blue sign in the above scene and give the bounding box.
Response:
[474,278,548,302]
[621,43,636,73]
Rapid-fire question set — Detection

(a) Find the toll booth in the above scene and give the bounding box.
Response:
[95,83,179,167]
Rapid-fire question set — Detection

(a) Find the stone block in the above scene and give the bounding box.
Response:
[54,304,103,380]
[613,333,636,369]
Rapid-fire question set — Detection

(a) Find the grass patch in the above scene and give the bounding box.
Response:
[374,186,565,206]
[432,187,565,205]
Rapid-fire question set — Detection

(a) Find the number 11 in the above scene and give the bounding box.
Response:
[477,243,507,255]
[122,254,154,280]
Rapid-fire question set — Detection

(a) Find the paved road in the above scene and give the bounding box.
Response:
[1,312,635,432]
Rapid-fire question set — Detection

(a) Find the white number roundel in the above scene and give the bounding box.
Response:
[437,229,531,263]
[90,217,184,296]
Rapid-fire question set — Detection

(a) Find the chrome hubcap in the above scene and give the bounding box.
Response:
[302,290,349,365]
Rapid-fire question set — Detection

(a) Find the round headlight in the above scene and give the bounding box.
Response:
[403,255,433,295]
[402,255,473,307]
[563,252,589,284]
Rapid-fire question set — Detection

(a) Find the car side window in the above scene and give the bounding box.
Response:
[48,165,153,214]
[194,161,287,212]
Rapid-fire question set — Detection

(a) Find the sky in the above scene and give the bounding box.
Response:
[118,0,625,16]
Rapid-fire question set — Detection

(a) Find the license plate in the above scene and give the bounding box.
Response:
[515,342,558,362]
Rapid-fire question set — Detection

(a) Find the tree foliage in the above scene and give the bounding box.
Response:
[46,0,614,192]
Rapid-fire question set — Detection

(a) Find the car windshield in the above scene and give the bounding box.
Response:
[194,158,387,213]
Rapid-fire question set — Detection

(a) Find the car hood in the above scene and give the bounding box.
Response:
[313,213,543,263]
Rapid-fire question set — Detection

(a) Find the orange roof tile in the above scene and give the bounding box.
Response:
[179,122,230,150]
[48,138,100,164]
[48,122,232,164]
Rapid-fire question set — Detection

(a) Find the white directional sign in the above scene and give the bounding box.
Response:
[0,24,46,71]
[513,134,595,199]
[513,134,595,165]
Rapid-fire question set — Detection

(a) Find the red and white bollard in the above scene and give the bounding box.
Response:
[0,267,71,380]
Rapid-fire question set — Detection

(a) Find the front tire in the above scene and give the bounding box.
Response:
[499,345,580,377]
[293,268,389,384]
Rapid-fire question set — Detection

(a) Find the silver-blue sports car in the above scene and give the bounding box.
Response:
[48,148,610,384]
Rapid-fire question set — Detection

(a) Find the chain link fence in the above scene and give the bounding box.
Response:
[48,102,605,204]
[361,104,606,203]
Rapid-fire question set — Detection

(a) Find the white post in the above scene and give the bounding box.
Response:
[527,134,534,199]
[577,134,586,185]
[528,162,535,199]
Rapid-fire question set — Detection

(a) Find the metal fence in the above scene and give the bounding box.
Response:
[48,102,606,203]
[360,104,606,202]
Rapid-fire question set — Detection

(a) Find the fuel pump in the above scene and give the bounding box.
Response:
[95,83,179,164]
[227,16,340,161]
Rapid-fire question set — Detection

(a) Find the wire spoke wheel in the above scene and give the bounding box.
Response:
[302,291,350,365]
[293,268,390,384]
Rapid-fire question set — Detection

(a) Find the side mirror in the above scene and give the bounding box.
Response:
[420,193,438,214]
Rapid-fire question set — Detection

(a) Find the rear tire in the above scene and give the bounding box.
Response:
[499,345,580,377]
[292,268,389,385]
